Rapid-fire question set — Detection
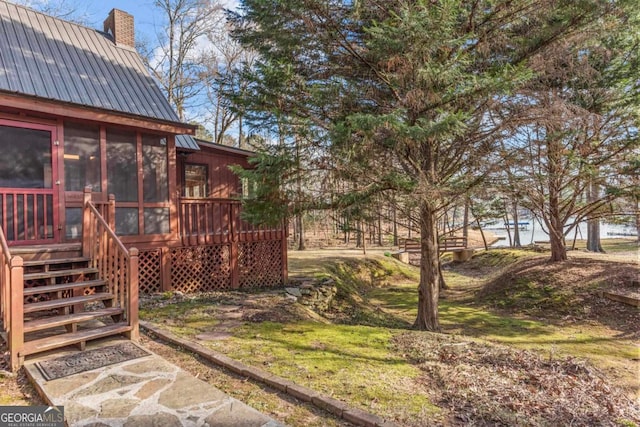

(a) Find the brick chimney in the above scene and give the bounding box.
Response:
[103,9,134,48]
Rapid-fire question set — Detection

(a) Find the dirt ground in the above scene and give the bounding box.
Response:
[0,343,42,406]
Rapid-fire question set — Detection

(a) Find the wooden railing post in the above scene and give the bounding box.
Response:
[1,262,7,327]
[9,256,24,371]
[230,203,240,289]
[281,218,288,285]
[126,248,139,341]
[160,247,172,292]
[108,194,116,231]
[82,186,93,258]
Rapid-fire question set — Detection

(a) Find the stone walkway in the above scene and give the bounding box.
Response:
[24,338,284,427]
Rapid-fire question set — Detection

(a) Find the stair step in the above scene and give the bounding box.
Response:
[23,279,108,296]
[24,267,99,281]
[10,244,82,262]
[23,257,90,267]
[24,293,115,314]
[21,323,132,356]
[24,308,125,333]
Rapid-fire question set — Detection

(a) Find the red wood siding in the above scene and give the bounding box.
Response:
[178,147,250,199]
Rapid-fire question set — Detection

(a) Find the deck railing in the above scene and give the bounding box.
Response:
[0,190,56,244]
[179,197,285,246]
[82,188,139,341]
[0,224,24,370]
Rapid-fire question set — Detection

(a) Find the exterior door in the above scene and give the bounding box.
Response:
[0,120,59,245]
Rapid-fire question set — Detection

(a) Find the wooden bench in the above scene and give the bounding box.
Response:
[402,236,473,261]
[404,236,468,253]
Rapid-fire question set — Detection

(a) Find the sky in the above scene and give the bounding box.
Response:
[16,0,239,45]
[85,1,162,34]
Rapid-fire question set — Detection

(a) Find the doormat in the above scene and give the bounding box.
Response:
[35,342,150,381]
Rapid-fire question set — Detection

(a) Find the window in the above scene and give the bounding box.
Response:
[184,164,208,198]
[64,123,101,191]
[65,207,82,239]
[63,125,175,238]
[144,208,170,234]
[115,208,139,235]
[0,125,52,188]
[106,129,138,202]
[143,135,168,202]
[240,177,257,198]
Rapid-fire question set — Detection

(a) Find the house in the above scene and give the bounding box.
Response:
[0,2,286,370]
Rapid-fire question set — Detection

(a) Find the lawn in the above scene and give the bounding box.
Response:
[141,243,639,426]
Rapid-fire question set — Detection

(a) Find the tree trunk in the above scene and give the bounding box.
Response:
[237,115,244,148]
[504,212,513,247]
[296,214,305,250]
[547,134,567,262]
[636,195,640,244]
[586,220,602,252]
[586,178,603,252]
[462,198,469,239]
[438,261,448,290]
[512,201,521,248]
[414,202,440,332]
[377,212,383,246]
[476,218,488,250]
[549,229,567,261]
[392,204,398,246]
[362,226,367,255]
[548,205,567,261]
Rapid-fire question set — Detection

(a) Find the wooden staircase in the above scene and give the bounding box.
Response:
[1,189,139,370]
[16,245,131,357]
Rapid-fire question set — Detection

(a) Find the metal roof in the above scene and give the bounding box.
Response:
[196,138,254,157]
[175,134,200,151]
[0,1,183,127]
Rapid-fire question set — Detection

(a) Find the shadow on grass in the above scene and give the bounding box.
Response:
[439,302,551,338]
[235,322,409,367]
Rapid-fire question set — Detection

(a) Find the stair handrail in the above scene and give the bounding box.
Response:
[0,224,25,370]
[0,225,11,328]
[82,187,139,341]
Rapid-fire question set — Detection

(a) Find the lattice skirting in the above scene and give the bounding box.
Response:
[170,245,232,293]
[238,240,284,289]
[138,249,162,294]
[137,241,285,294]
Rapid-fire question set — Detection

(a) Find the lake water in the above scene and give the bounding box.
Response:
[484,220,637,247]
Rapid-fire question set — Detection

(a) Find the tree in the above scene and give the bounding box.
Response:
[497,4,639,261]
[231,0,616,331]
[189,121,214,140]
[200,23,257,146]
[139,0,224,120]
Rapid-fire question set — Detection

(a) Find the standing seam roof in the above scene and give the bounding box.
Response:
[0,0,182,125]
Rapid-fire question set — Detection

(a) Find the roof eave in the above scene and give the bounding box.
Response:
[0,90,196,135]
[195,139,255,157]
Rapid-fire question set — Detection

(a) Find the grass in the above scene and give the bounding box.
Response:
[139,302,220,335]
[209,322,439,422]
[366,268,638,383]
[575,238,639,253]
[143,298,440,424]
[141,244,639,425]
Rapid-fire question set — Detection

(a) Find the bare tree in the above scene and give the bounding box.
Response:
[139,0,224,121]
[500,30,639,261]
[200,25,256,146]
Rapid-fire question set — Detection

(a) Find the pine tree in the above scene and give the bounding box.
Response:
[230,0,618,331]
